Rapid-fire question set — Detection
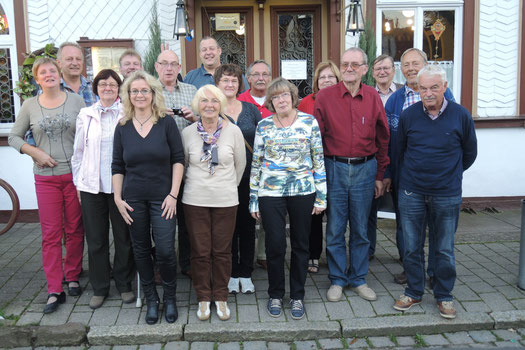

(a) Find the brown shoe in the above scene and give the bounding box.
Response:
[256,259,267,270]
[394,271,407,284]
[393,294,421,311]
[437,301,456,319]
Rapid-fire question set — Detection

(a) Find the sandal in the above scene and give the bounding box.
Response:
[308,259,319,273]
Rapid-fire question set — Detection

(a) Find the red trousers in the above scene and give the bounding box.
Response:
[35,173,84,294]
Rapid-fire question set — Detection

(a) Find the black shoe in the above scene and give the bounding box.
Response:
[394,271,408,284]
[145,299,159,324]
[164,299,178,323]
[67,281,82,296]
[43,292,66,314]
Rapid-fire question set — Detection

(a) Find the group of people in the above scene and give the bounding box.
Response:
[8,35,477,324]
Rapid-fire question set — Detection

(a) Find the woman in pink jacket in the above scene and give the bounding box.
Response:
[71,69,135,310]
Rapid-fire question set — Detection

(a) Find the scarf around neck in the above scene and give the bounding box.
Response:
[197,117,223,175]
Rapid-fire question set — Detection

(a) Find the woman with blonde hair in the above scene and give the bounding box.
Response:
[9,57,85,314]
[112,71,184,324]
[182,84,245,321]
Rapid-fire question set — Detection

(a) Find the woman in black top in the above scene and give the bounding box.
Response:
[214,64,262,295]
[112,71,184,325]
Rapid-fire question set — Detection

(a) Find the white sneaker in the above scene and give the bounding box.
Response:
[215,301,231,320]
[228,277,240,294]
[239,277,255,294]
[197,301,210,321]
[327,285,343,302]
[351,284,377,301]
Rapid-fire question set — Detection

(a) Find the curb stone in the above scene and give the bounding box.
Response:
[491,310,525,329]
[87,324,183,345]
[0,323,86,348]
[341,313,493,337]
[184,321,341,342]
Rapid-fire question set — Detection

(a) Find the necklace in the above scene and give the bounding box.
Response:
[275,110,298,128]
[134,115,152,131]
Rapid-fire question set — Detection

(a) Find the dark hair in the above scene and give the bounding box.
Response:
[213,64,244,95]
[92,69,123,97]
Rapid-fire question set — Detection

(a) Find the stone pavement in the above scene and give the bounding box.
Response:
[0,208,524,348]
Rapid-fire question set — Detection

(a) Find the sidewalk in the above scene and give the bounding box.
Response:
[0,208,523,347]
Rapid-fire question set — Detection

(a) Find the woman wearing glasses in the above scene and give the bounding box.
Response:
[72,69,135,310]
[249,78,326,320]
[112,71,184,325]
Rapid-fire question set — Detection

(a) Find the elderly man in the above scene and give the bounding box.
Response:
[55,42,95,106]
[119,49,143,79]
[314,48,389,302]
[238,60,273,119]
[384,48,455,285]
[393,65,477,318]
[155,50,197,277]
[367,54,404,260]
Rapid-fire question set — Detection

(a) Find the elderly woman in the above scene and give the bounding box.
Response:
[214,64,261,295]
[112,71,184,325]
[250,78,327,320]
[8,57,85,314]
[298,61,341,274]
[71,69,135,310]
[182,84,245,321]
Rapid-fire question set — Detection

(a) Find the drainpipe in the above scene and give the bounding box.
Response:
[518,199,525,290]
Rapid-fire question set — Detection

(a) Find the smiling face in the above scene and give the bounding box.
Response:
[418,73,447,112]
[340,50,368,86]
[97,76,119,105]
[198,89,221,122]
[120,55,142,79]
[401,50,426,87]
[57,45,84,79]
[247,63,271,95]
[199,38,222,69]
[317,67,338,90]
[35,63,61,91]
[372,58,395,86]
[155,51,181,86]
[129,79,153,111]
[217,74,240,99]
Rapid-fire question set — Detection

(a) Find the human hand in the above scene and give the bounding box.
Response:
[312,207,325,215]
[115,198,134,225]
[32,148,58,168]
[161,195,177,220]
[251,212,260,220]
[374,180,385,199]
[181,106,196,122]
[383,178,392,193]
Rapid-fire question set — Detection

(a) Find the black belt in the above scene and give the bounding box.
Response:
[331,154,375,165]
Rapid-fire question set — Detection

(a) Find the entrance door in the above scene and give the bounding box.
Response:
[271,6,321,98]
[202,7,254,74]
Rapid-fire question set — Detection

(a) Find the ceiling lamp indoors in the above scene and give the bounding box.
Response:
[173,0,189,39]
[346,0,365,36]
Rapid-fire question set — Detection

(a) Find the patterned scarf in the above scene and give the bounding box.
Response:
[96,98,120,113]
[197,117,223,175]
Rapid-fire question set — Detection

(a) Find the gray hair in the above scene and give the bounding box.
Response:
[416,64,447,86]
[342,47,368,65]
[57,42,83,60]
[400,48,427,65]
[247,60,271,76]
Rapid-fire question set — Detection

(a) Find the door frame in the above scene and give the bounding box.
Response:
[269,5,322,80]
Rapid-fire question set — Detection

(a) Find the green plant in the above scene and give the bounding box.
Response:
[14,43,57,100]
[143,0,162,77]
[389,334,399,346]
[358,17,377,87]
[414,334,427,347]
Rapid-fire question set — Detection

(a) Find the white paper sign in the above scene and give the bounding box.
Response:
[281,60,307,80]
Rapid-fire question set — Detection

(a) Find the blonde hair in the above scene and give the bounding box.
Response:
[264,78,299,113]
[313,61,341,95]
[57,42,83,60]
[191,84,227,116]
[119,71,166,125]
[32,57,61,80]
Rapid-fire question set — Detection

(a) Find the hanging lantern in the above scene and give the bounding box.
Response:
[173,0,188,39]
[346,0,365,35]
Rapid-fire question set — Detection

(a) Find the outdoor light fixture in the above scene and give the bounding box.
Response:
[346,0,365,35]
[173,0,188,39]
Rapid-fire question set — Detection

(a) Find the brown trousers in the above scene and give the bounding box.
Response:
[183,204,237,301]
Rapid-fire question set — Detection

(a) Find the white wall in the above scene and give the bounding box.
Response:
[0,146,37,210]
[462,128,525,197]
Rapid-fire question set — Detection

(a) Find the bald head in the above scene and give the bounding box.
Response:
[155,50,181,86]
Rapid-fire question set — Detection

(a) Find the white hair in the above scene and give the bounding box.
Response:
[416,64,447,86]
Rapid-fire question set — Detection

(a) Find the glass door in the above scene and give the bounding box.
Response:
[0,0,19,130]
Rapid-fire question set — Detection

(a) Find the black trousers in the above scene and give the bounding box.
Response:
[231,177,256,278]
[309,211,324,260]
[80,191,135,296]
[176,182,191,273]
[259,193,315,300]
[127,200,177,296]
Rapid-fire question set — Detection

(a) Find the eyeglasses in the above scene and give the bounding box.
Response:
[341,62,366,71]
[318,74,337,81]
[157,61,179,68]
[219,78,239,85]
[271,92,291,102]
[130,89,152,96]
[199,98,220,104]
[98,83,118,89]
[250,73,270,79]
[373,66,393,72]
[419,85,442,93]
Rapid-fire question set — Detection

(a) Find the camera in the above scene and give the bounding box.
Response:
[172,108,184,116]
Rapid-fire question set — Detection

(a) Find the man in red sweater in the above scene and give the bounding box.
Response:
[238,60,273,119]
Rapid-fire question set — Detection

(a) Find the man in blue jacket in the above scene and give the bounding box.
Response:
[384,48,455,285]
[392,65,477,319]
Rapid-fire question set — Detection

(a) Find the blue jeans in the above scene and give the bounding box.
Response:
[398,190,461,301]
[325,157,376,288]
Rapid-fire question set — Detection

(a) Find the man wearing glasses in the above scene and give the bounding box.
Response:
[238,60,273,119]
[154,49,197,278]
[314,47,390,302]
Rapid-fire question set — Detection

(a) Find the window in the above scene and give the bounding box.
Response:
[376,1,463,100]
[77,38,134,81]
